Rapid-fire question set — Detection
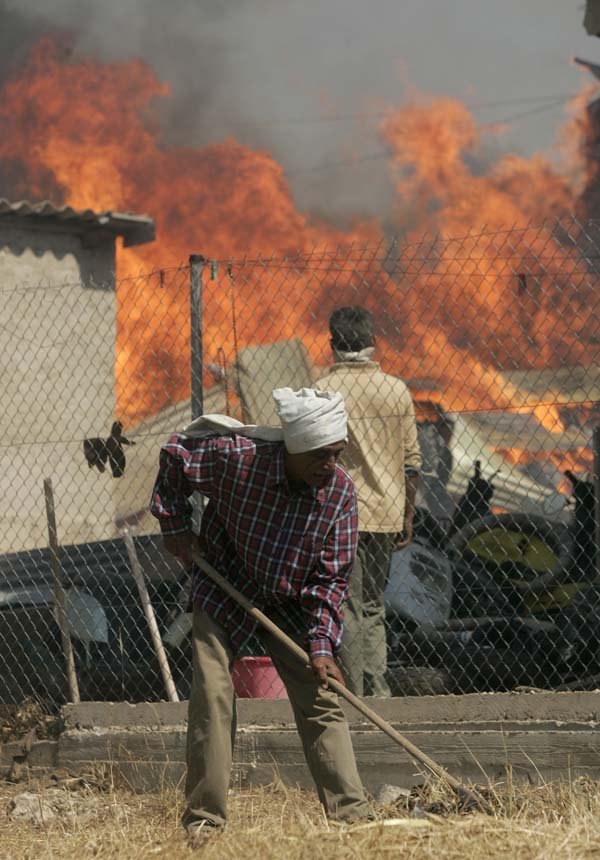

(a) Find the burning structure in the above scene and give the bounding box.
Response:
[0,24,600,706]
[0,38,597,427]
[0,38,597,547]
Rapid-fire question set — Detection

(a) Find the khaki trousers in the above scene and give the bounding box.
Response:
[338,532,395,697]
[184,608,370,827]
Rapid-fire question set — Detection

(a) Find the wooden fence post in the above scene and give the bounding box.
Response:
[43,478,80,704]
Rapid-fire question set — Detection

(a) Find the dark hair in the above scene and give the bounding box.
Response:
[329,306,375,351]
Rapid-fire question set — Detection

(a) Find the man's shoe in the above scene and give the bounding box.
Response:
[328,809,377,826]
[186,821,219,849]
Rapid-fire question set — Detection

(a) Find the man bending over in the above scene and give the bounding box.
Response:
[150,387,371,846]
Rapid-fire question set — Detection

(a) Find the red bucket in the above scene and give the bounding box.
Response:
[231,656,288,699]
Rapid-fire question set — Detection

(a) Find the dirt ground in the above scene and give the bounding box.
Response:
[2,775,600,860]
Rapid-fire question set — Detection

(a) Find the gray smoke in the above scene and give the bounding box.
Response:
[0,0,591,220]
[0,0,396,218]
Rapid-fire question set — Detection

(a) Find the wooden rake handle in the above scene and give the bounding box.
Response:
[189,548,490,813]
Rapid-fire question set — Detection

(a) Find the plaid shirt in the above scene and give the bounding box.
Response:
[149,434,358,660]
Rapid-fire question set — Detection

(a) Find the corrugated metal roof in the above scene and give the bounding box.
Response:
[0,198,155,247]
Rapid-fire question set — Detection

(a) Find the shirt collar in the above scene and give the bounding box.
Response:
[330,360,380,371]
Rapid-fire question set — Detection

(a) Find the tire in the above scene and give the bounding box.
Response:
[449,514,574,615]
[449,513,572,576]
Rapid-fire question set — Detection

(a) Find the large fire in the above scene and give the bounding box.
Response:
[0,37,597,459]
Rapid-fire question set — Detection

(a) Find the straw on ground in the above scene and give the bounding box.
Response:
[2,777,600,860]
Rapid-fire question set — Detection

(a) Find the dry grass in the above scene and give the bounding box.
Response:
[0,699,62,744]
[2,776,600,860]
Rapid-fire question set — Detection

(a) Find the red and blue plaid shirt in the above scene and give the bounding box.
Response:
[149,434,358,660]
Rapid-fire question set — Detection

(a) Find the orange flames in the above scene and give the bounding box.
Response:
[495,446,594,492]
[0,37,597,443]
[379,97,598,431]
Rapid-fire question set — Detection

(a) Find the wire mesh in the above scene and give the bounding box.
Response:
[1,219,599,706]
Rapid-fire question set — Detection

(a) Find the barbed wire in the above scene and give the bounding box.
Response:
[6,265,600,295]
[0,399,595,450]
[1,222,598,295]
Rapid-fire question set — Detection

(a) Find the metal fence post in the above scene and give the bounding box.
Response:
[594,426,600,579]
[189,254,206,421]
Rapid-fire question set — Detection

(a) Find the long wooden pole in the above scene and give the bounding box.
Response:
[43,478,80,704]
[190,548,490,813]
[189,254,207,534]
[123,532,179,703]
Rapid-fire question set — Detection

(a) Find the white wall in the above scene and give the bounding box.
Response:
[0,223,117,551]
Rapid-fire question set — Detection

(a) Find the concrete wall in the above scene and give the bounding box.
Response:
[4,693,600,791]
[0,222,117,551]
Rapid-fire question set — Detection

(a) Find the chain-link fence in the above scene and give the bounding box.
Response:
[1,219,599,706]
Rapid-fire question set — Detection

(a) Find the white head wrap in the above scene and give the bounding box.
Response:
[273,387,347,454]
[180,413,284,441]
[179,388,347,455]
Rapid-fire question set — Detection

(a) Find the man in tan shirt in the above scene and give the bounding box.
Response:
[315,307,421,696]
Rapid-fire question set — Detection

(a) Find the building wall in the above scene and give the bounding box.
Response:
[0,223,118,552]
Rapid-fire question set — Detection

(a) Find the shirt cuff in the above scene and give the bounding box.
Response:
[308,638,334,661]
[159,517,191,536]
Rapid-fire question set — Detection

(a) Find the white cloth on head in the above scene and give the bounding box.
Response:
[273,387,347,454]
[179,388,347,454]
[180,413,283,441]
[332,346,375,364]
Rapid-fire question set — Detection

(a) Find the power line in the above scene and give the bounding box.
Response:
[212,93,577,130]
[285,99,570,177]
[479,98,571,128]
[286,150,389,176]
